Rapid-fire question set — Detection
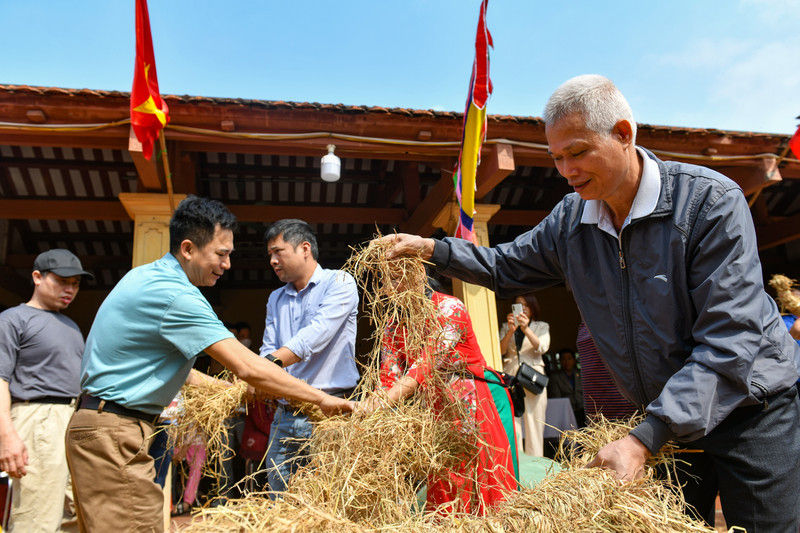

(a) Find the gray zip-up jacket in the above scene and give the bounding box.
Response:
[431,148,799,453]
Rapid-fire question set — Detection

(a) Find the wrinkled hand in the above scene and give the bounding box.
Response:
[0,431,28,478]
[357,394,388,415]
[319,395,355,417]
[586,434,650,482]
[372,233,435,261]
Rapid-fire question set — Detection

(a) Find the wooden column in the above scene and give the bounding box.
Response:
[433,203,503,370]
[118,193,185,529]
[118,193,185,267]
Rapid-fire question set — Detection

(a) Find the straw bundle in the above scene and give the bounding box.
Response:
[178,240,715,533]
[769,273,800,315]
[167,373,248,478]
[179,413,715,533]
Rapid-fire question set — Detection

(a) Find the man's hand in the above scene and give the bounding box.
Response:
[0,430,28,478]
[586,434,651,482]
[373,233,435,261]
[318,395,355,417]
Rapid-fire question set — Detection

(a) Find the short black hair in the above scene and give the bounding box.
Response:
[264,219,318,260]
[169,196,238,254]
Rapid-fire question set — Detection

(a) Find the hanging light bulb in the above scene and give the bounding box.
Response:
[320,144,341,182]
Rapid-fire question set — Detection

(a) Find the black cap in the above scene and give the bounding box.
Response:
[33,249,94,280]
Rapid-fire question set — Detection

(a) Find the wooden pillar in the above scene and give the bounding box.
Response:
[117,193,183,529]
[433,203,503,370]
[118,193,185,268]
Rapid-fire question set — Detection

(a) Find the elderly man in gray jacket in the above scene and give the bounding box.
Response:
[381,74,800,532]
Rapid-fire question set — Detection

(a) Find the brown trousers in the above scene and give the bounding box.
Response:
[65,409,162,533]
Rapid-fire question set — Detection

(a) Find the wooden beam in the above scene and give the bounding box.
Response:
[712,159,782,196]
[489,209,551,227]
[6,254,131,270]
[170,142,198,194]
[0,200,129,220]
[400,162,421,212]
[128,126,163,191]
[476,143,515,199]
[400,172,455,237]
[229,205,406,225]
[756,214,800,250]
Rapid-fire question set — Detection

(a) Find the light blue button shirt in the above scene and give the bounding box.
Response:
[81,253,234,414]
[259,264,359,393]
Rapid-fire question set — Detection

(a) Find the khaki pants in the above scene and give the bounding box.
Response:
[65,409,162,533]
[8,401,75,533]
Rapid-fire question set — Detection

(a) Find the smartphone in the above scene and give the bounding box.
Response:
[511,303,523,317]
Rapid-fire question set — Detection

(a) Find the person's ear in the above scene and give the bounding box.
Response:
[179,239,194,261]
[31,270,44,286]
[613,119,634,146]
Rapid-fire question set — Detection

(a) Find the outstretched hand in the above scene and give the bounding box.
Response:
[319,395,356,417]
[586,434,651,482]
[371,233,435,261]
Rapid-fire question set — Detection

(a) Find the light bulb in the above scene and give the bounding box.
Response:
[321,144,341,182]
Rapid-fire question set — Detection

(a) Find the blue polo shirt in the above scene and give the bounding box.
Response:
[81,253,234,414]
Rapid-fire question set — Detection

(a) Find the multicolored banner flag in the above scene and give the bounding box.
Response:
[131,0,169,161]
[453,0,492,243]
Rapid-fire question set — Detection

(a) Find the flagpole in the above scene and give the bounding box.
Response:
[158,129,175,211]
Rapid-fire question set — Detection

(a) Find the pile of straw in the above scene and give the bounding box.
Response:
[179,240,716,532]
[180,413,715,533]
[769,273,800,315]
[167,373,249,478]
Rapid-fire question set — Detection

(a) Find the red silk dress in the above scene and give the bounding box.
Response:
[380,292,516,514]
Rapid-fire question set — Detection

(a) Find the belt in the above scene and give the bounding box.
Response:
[77,394,159,425]
[12,396,75,405]
[326,387,356,399]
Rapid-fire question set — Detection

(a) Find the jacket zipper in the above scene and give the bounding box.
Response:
[618,231,648,406]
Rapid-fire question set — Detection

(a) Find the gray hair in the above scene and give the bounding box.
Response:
[543,74,636,142]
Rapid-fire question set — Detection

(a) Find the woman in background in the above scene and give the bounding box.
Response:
[498,293,550,456]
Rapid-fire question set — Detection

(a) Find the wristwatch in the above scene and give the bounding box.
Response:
[265,353,283,367]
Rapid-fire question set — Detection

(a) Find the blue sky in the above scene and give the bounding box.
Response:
[1,0,798,134]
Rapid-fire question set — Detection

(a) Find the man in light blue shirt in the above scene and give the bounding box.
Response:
[65,198,354,533]
[259,219,359,495]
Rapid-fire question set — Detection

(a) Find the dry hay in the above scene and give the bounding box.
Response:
[167,373,249,481]
[769,273,800,315]
[179,414,715,533]
[343,235,441,381]
[178,239,715,533]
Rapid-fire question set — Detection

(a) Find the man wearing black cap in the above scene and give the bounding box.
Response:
[0,249,93,532]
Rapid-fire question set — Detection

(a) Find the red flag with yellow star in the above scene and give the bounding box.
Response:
[131,0,169,160]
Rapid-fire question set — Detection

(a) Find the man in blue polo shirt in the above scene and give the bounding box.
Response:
[65,197,353,533]
[259,219,359,496]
